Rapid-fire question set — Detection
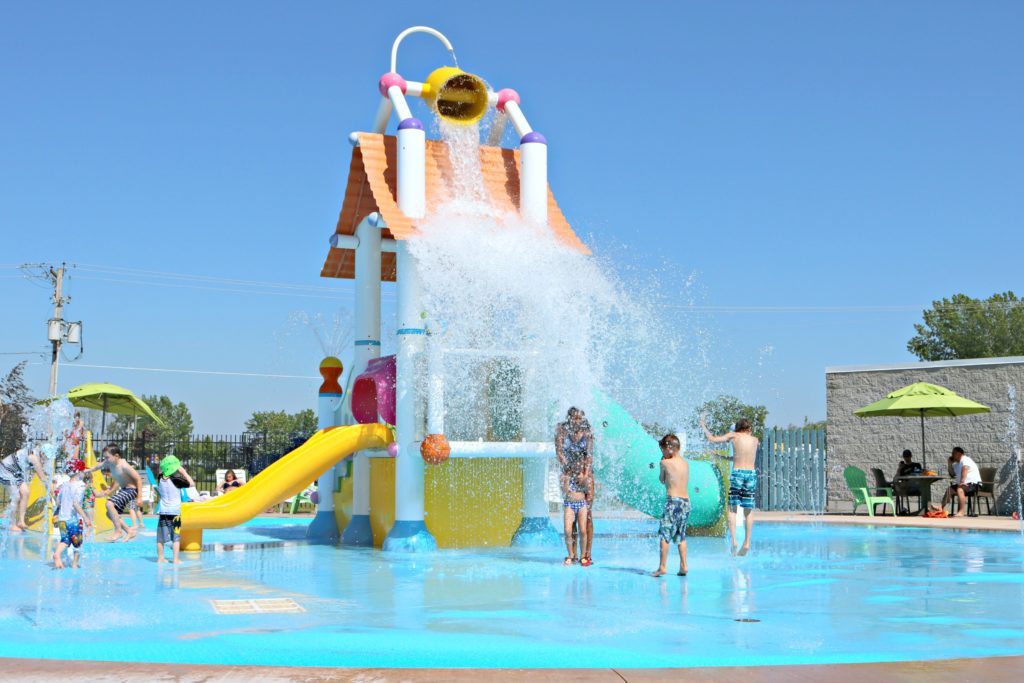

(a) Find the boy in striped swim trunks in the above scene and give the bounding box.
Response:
[702,415,760,556]
[84,445,143,542]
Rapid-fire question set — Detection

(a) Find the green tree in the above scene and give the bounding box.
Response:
[690,395,768,440]
[108,394,194,444]
[244,408,317,454]
[908,291,1024,361]
[0,362,35,456]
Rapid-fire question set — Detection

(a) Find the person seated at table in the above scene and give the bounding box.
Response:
[218,469,243,494]
[896,449,922,477]
[893,450,923,515]
[942,447,982,517]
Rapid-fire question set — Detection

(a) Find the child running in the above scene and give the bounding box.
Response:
[653,434,689,577]
[156,455,194,563]
[53,459,91,569]
[701,414,760,556]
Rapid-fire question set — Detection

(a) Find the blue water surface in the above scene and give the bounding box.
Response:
[1,518,1022,668]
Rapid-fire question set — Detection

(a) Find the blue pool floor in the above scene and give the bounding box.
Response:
[1,517,1023,668]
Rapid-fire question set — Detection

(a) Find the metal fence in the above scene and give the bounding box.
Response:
[756,428,827,512]
[89,431,313,494]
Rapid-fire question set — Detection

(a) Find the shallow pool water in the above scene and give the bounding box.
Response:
[1,518,1022,668]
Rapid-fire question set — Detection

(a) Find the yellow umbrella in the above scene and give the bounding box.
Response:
[854,382,990,469]
[40,382,164,433]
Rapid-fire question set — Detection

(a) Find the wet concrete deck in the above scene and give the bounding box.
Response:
[757,510,1022,532]
[3,656,1022,681]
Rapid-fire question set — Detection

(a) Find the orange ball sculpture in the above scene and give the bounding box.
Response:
[420,433,451,465]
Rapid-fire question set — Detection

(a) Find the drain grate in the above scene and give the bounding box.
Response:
[211,598,305,615]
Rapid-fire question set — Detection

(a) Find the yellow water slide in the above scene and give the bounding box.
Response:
[179,423,393,550]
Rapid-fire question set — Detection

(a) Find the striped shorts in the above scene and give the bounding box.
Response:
[728,469,757,509]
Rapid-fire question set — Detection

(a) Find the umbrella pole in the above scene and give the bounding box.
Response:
[920,409,926,471]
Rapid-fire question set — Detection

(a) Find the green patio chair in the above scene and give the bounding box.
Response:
[843,466,897,517]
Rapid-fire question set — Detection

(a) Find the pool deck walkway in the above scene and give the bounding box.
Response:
[5,656,1023,682]
[757,510,1022,532]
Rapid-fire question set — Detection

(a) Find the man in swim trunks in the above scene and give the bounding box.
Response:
[84,444,143,541]
[702,414,760,556]
[653,434,689,577]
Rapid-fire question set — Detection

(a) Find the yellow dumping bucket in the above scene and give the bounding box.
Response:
[422,66,489,125]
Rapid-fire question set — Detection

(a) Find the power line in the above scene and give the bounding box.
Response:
[30,361,319,380]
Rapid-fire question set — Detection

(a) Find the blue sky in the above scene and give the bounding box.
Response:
[2,2,1022,433]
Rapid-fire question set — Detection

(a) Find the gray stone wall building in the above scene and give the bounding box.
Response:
[825,356,1024,514]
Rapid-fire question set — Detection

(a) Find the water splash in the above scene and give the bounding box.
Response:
[1006,384,1022,534]
[1,398,74,556]
[280,310,354,360]
[408,119,713,502]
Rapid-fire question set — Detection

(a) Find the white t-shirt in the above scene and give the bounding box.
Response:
[56,479,86,522]
[157,477,183,515]
[954,455,982,485]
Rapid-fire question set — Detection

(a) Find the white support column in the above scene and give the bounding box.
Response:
[519,133,548,225]
[307,357,345,544]
[511,354,559,547]
[496,90,549,227]
[384,241,436,551]
[342,213,383,547]
[384,112,436,552]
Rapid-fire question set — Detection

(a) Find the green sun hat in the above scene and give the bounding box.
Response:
[159,455,182,478]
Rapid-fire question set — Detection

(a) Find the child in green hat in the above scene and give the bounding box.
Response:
[156,455,194,563]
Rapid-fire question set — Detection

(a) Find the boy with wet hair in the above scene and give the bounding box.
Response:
[84,444,143,542]
[53,459,91,569]
[702,414,760,556]
[653,433,690,577]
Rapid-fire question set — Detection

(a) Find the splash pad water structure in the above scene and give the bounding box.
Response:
[177,25,727,552]
[4,26,1024,676]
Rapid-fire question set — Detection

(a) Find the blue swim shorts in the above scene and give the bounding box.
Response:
[58,519,83,548]
[658,496,691,544]
[728,469,758,509]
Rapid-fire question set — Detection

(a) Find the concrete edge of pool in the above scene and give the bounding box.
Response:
[3,656,1023,681]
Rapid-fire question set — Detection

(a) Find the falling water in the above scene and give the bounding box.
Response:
[1006,384,1023,534]
[409,120,712,501]
[0,398,74,566]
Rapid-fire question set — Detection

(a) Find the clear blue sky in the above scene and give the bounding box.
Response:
[2,2,1022,433]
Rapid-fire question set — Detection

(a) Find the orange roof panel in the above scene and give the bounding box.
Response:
[320,133,588,281]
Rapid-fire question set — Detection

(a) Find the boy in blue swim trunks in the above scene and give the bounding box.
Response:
[53,459,91,569]
[653,434,690,577]
[702,415,760,555]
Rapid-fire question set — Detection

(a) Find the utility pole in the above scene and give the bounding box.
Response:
[47,263,68,397]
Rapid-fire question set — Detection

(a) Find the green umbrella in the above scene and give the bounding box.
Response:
[39,382,164,433]
[854,382,990,469]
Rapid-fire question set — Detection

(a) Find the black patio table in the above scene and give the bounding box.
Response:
[893,474,945,515]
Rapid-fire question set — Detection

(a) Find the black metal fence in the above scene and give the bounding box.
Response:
[89,431,313,494]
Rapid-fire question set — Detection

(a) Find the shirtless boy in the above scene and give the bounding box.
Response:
[653,434,689,577]
[85,445,143,541]
[702,414,760,556]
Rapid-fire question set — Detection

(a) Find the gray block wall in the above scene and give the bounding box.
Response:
[825,357,1024,514]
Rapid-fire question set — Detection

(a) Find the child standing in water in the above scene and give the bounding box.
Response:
[53,459,91,569]
[562,471,591,566]
[701,414,760,556]
[653,434,690,577]
[156,455,194,563]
